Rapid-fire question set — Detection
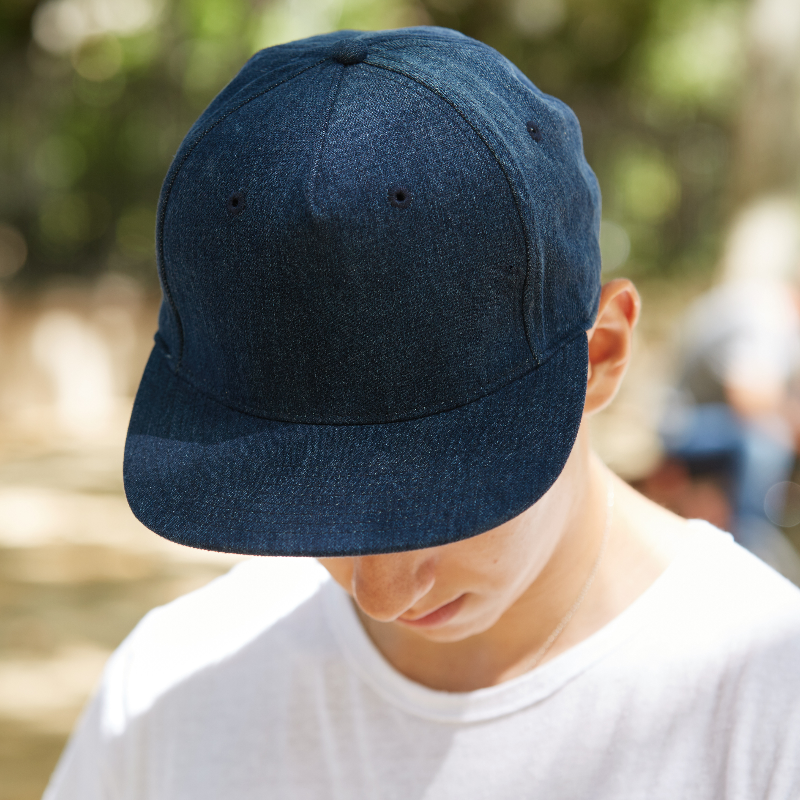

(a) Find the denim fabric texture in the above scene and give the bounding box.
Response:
[124,26,602,556]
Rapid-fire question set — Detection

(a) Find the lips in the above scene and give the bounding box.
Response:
[397,594,466,628]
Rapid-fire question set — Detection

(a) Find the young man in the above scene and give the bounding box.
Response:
[46,27,800,799]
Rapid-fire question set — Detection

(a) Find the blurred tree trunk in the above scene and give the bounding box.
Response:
[730,0,800,206]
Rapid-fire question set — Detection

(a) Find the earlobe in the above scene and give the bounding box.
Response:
[583,279,640,417]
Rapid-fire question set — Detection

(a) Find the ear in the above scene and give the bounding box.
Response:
[583,278,641,416]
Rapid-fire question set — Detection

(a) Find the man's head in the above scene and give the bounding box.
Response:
[124,27,605,558]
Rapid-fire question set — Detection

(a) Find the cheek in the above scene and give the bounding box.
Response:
[317,558,353,592]
[458,524,553,602]
[430,542,514,609]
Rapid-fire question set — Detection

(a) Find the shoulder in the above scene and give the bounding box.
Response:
[673,525,800,767]
[102,556,331,722]
[44,558,335,798]
[678,521,800,617]
[605,488,800,678]
[645,521,800,674]
[619,482,800,634]
[602,521,800,795]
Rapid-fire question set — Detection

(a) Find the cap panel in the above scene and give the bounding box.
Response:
[171,30,366,152]
[154,46,338,368]
[509,66,602,356]
[161,61,531,424]
[361,29,602,356]
[159,62,340,412]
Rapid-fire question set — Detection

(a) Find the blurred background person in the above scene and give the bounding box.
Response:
[636,0,800,582]
[648,197,800,582]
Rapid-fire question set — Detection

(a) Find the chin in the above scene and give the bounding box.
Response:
[407,624,472,643]
[404,608,498,644]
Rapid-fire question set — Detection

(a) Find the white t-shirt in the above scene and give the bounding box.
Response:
[45,522,800,800]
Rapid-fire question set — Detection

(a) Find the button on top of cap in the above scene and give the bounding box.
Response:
[329,39,368,65]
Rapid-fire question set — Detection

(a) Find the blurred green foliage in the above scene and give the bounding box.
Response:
[0,0,746,286]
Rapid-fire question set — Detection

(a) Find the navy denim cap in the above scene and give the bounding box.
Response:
[123,26,602,557]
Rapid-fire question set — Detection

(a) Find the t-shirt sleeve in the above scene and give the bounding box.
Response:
[42,623,140,800]
[41,558,330,800]
[42,680,118,800]
[723,596,800,799]
[756,639,800,799]
[768,733,800,799]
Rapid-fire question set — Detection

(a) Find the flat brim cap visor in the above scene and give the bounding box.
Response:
[124,28,601,556]
[124,334,587,556]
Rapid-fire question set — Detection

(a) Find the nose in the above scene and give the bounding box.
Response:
[350,551,436,622]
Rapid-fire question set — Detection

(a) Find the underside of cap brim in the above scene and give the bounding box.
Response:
[123,334,588,557]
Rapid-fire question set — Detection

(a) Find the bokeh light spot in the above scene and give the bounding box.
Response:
[615,150,681,223]
[31,311,115,437]
[34,136,88,188]
[72,35,123,81]
[33,0,162,55]
[116,206,155,257]
[39,194,93,245]
[508,0,565,39]
[765,482,800,528]
[0,223,28,279]
[599,220,631,273]
[645,3,743,109]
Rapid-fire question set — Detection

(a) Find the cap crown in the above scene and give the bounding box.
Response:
[156,27,601,424]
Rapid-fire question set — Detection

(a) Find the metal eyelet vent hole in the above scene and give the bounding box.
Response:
[388,186,412,209]
[227,191,246,215]
[526,121,542,142]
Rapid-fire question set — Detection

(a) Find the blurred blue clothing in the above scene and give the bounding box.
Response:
[661,281,800,583]
[662,402,794,523]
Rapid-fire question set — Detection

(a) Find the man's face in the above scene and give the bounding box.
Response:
[319,279,638,649]
[318,439,582,644]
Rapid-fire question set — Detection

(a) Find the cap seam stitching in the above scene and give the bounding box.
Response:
[163,350,535,425]
[156,57,329,372]
[152,331,584,427]
[308,63,345,213]
[360,60,542,366]
[362,31,486,51]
